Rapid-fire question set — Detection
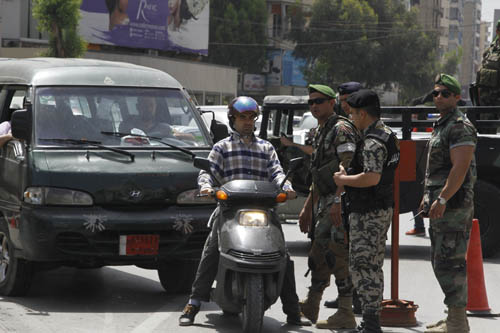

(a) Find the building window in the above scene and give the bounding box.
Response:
[272,4,282,38]
[222,94,235,106]
[204,93,221,106]
[191,91,204,106]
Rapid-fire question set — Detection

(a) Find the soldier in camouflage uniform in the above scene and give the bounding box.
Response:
[298,84,360,330]
[334,89,400,333]
[476,20,500,133]
[422,75,476,333]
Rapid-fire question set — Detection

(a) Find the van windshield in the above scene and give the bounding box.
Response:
[34,87,210,147]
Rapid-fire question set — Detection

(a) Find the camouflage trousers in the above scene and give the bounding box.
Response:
[308,202,353,296]
[349,208,392,315]
[429,207,472,308]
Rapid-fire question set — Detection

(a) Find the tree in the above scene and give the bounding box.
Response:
[288,0,442,104]
[33,0,87,58]
[206,0,267,73]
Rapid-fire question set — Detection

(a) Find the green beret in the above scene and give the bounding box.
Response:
[435,73,461,95]
[308,84,336,99]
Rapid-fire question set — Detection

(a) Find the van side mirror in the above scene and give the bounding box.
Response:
[211,119,229,143]
[11,109,32,144]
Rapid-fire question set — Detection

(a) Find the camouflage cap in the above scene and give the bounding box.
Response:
[434,73,461,95]
[308,84,336,99]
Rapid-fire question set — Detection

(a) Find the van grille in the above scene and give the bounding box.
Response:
[227,250,282,262]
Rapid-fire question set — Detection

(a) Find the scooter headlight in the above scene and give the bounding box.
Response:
[239,211,268,227]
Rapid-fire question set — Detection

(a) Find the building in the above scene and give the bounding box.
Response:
[479,20,490,58]
[460,0,482,96]
[235,1,312,101]
[0,0,237,106]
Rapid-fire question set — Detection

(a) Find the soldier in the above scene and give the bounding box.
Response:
[476,19,500,133]
[422,74,476,333]
[298,84,360,330]
[325,81,363,312]
[333,89,400,333]
[335,81,362,118]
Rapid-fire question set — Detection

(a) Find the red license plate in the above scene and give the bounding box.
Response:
[119,235,159,256]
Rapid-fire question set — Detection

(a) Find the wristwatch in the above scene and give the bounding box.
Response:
[333,196,341,204]
[437,196,447,205]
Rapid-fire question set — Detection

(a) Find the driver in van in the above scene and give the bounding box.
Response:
[120,96,195,141]
[179,96,311,327]
[119,96,174,138]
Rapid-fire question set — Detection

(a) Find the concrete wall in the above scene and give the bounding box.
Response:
[0,46,45,58]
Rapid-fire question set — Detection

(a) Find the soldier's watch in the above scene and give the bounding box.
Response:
[437,196,447,205]
[333,196,341,204]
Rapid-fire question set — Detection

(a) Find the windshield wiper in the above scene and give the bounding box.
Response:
[40,138,135,162]
[100,131,196,159]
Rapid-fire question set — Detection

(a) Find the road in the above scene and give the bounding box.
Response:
[0,212,499,332]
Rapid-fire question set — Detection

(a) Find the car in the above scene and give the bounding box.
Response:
[0,58,218,296]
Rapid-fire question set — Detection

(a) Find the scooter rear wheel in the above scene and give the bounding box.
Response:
[241,273,264,333]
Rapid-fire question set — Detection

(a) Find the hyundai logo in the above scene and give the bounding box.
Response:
[129,190,142,198]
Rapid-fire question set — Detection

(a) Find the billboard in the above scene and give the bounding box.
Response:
[243,74,266,92]
[79,0,209,55]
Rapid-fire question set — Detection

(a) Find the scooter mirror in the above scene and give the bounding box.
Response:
[193,157,211,172]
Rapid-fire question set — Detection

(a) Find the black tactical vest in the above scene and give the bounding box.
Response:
[346,126,400,213]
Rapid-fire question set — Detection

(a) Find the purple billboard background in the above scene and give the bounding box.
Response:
[79,0,208,55]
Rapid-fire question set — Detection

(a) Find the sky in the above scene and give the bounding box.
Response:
[482,0,498,41]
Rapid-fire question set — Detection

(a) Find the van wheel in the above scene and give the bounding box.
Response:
[157,259,199,294]
[0,227,34,296]
[474,180,500,258]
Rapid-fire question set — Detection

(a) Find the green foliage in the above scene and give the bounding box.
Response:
[207,0,267,73]
[33,0,87,58]
[440,48,463,77]
[288,0,442,104]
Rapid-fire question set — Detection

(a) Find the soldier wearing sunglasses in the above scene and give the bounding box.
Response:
[298,84,361,330]
[421,74,477,333]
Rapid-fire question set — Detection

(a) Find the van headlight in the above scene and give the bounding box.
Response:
[239,211,268,227]
[177,189,215,204]
[23,187,93,206]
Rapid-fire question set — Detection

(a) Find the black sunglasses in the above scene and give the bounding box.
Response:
[432,89,452,98]
[308,97,329,106]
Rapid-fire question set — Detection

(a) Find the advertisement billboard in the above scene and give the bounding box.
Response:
[79,0,209,55]
[243,74,266,92]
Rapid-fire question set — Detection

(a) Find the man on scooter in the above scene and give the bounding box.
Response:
[179,96,311,327]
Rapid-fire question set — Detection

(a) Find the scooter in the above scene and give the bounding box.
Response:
[193,157,303,333]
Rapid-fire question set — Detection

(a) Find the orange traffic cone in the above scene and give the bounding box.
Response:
[466,218,492,315]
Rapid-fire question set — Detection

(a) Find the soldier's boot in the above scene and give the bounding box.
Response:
[315,296,356,329]
[352,289,362,315]
[426,319,446,329]
[446,307,469,333]
[424,307,469,333]
[299,290,323,324]
[358,312,382,333]
[324,290,362,314]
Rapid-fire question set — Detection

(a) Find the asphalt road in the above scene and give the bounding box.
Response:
[0,212,499,332]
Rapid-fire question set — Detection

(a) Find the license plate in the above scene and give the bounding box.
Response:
[119,235,159,256]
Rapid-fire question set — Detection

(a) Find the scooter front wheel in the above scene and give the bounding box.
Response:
[241,273,264,333]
